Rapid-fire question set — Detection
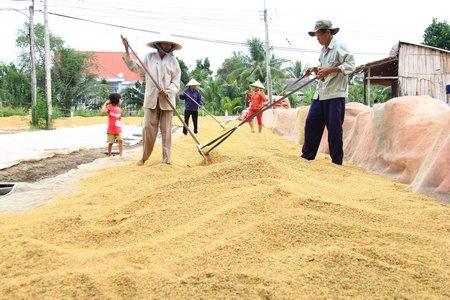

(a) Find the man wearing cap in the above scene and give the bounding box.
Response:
[122,33,182,165]
[245,79,268,133]
[301,20,355,165]
[179,79,204,135]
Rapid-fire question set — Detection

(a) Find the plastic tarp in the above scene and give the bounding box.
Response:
[0,124,142,170]
[263,96,449,202]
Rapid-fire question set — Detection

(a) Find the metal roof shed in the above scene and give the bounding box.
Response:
[351,41,450,105]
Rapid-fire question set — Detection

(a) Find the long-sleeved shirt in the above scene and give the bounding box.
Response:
[122,52,181,110]
[179,88,203,111]
[246,90,267,110]
[314,37,355,101]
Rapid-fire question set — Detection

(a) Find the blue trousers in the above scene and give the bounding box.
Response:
[301,98,345,165]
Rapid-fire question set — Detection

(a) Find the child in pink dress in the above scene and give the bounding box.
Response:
[101,93,123,157]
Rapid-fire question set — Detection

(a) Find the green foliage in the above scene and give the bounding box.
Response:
[348,84,392,105]
[15,23,109,118]
[0,106,28,117]
[423,18,450,50]
[301,88,315,106]
[214,37,289,113]
[0,63,31,107]
[216,55,247,82]
[16,23,65,75]
[348,85,364,103]
[9,25,398,119]
[53,49,109,116]
[190,58,213,82]
[73,109,101,117]
[121,81,145,113]
[200,77,222,114]
[226,37,267,85]
[177,58,190,85]
[221,96,243,115]
[285,60,304,78]
[135,107,144,117]
[31,94,62,129]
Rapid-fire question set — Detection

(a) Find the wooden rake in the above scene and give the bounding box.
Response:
[120,35,207,158]
[177,82,227,129]
[199,76,317,155]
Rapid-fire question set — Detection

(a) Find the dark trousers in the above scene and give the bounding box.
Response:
[301,98,345,165]
[183,110,199,134]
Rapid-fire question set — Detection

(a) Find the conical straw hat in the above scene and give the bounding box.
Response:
[186,79,200,86]
[250,80,265,89]
[147,33,182,50]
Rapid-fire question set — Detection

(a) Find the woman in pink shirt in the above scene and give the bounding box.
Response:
[245,80,268,133]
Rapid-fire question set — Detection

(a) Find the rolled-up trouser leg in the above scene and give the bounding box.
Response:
[141,107,159,162]
[160,109,173,164]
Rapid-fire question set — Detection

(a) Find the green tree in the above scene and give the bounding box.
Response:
[215,37,287,106]
[423,18,450,50]
[16,22,65,88]
[227,37,267,85]
[221,96,244,116]
[0,63,31,108]
[190,58,213,83]
[177,58,190,87]
[216,55,247,83]
[285,60,303,78]
[52,49,108,116]
[16,23,110,119]
[201,76,222,114]
[121,81,145,113]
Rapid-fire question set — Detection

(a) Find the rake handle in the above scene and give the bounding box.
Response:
[120,35,206,157]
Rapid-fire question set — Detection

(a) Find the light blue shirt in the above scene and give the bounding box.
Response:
[314,37,355,101]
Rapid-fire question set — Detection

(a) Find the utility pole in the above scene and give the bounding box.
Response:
[9,7,37,123]
[44,0,52,129]
[264,0,273,105]
[29,2,37,125]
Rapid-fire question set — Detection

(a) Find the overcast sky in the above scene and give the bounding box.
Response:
[1,0,448,74]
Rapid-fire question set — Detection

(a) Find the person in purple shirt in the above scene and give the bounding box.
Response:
[179,79,204,135]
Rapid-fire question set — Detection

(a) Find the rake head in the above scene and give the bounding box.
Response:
[196,144,208,158]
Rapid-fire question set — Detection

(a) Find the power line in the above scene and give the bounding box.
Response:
[37,10,386,57]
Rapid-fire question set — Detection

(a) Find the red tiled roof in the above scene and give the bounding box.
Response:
[87,51,142,82]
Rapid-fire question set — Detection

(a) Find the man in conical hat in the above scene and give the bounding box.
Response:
[245,79,268,133]
[122,33,182,165]
[179,79,204,135]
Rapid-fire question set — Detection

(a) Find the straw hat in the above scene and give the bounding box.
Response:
[147,33,182,50]
[250,80,265,89]
[186,79,200,86]
[308,20,339,37]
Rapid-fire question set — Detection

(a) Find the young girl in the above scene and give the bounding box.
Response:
[101,93,123,157]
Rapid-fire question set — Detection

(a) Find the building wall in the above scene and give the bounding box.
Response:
[398,44,450,101]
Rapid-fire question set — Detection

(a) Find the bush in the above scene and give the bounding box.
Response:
[73,109,102,117]
[31,96,63,129]
[0,105,28,117]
